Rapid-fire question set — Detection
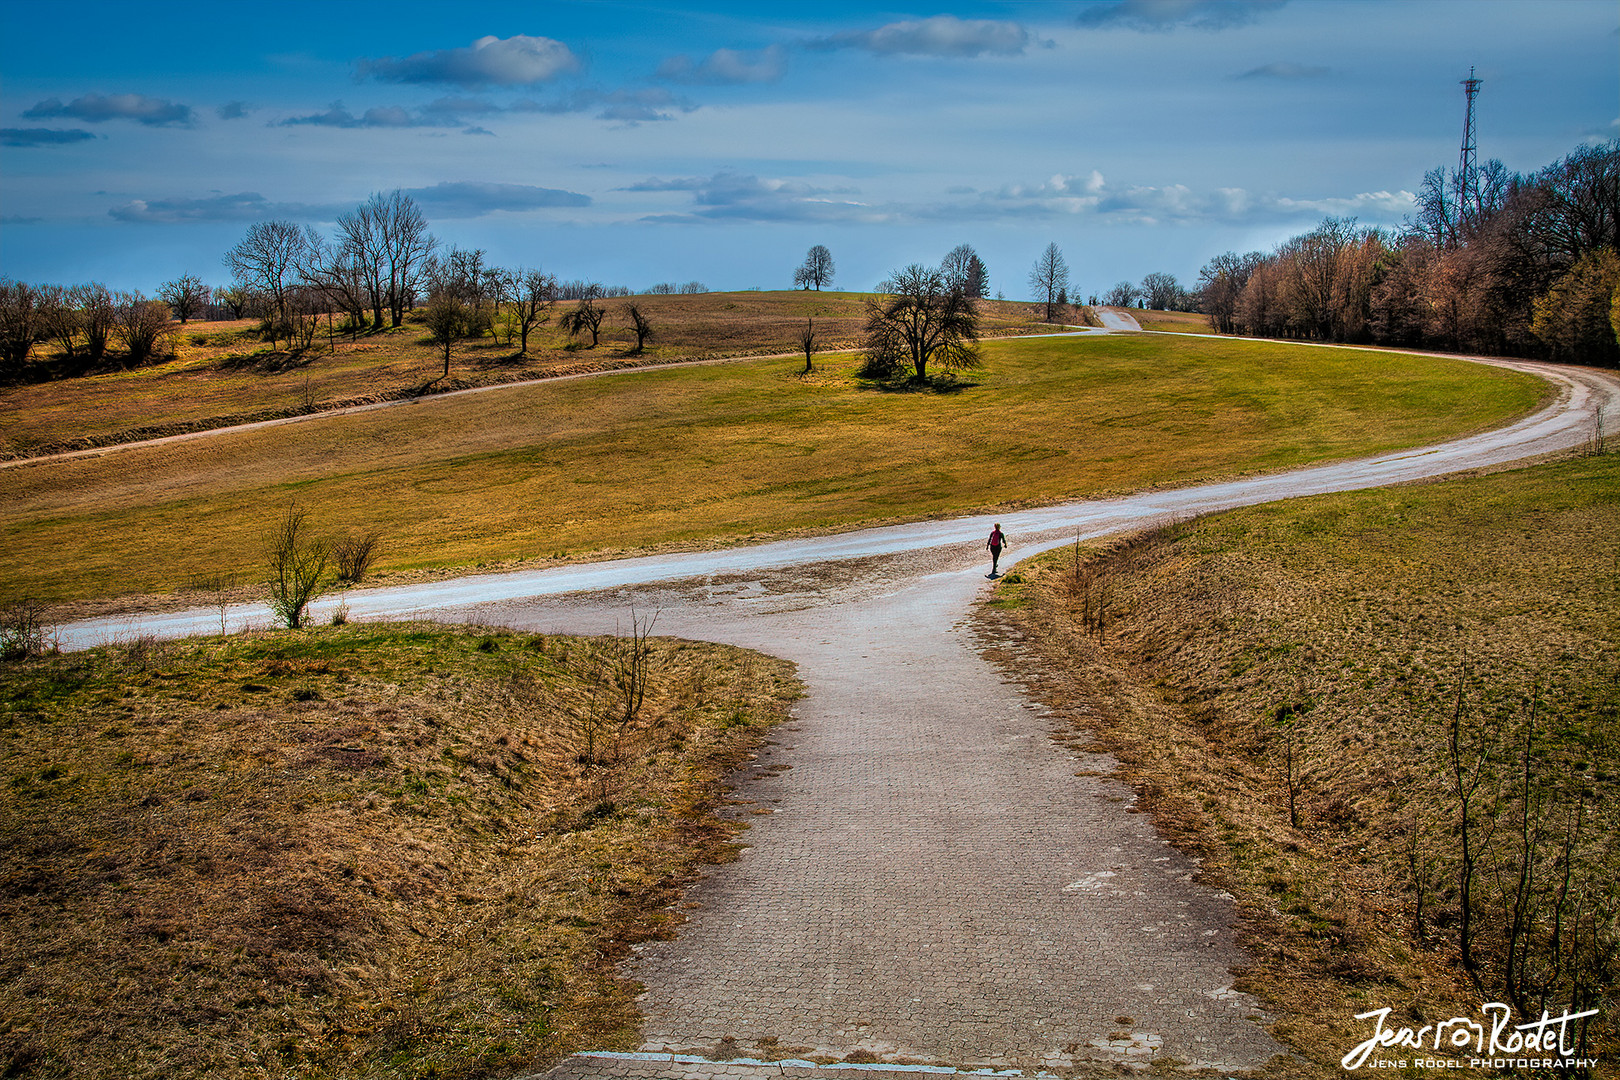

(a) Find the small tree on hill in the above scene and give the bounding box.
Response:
[794,245,835,291]
[862,264,981,383]
[1029,242,1070,321]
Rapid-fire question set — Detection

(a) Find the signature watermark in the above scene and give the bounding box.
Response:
[1342,1002,1600,1071]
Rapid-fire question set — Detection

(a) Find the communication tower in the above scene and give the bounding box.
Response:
[1456,66,1483,227]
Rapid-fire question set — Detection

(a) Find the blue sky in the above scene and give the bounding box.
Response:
[2,0,1615,300]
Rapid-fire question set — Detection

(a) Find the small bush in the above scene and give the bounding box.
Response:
[332,529,383,583]
[0,598,53,661]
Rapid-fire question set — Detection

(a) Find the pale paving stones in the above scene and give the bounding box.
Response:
[494,548,1285,1076]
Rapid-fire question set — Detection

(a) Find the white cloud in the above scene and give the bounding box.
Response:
[810,16,1035,57]
[658,45,787,84]
[23,93,192,127]
[358,35,581,88]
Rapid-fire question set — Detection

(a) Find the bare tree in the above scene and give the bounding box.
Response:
[560,289,605,348]
[158,273,209,323]
[298,236,370,334]
[112,291,175,365]
[265,503,329,630]
[508,268,557,355]
[36,285,80,360]
[623,303,653,353]
[942,243,989,298]
[794,245,835,291]
[224,220,315,322]
[799,317,816,374]
[862,264,981,383]
[0,280,40,375]
[73,283,116,361]
[1196,251,1265,334]
[376,190,436,327]
[1028,242,1070,320]
[1140,271,1182,311]
[1103,280,1141,307]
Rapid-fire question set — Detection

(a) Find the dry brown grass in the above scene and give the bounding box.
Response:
[980,452,1620,1076]
[0,294,1059,457]
[1,333,1542,610]
[0,623,800,1079]
[1128,309,1210,333]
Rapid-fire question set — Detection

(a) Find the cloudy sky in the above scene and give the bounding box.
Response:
[2,0,1615,299]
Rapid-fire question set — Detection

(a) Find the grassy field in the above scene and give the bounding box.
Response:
[0,623,800,1080]
[1125,308,1211,333]
[0,293,1064,457]
[982,451,1620,1075]
[1,332,1544,610]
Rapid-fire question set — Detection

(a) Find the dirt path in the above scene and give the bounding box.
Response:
[53,357,1620,1078]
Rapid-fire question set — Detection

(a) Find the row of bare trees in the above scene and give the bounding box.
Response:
[1198,140,1619,366]
[0,281,176,377]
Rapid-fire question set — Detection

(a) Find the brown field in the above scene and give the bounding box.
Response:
[0,292,1066,457]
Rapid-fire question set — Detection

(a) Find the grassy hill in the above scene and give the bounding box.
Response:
[984,451,1620,1073]
[2,329,1543,611]
[0,623,800,1080]
[0,291,1071,458]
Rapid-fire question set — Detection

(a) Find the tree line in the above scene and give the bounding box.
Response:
[1197,140,1619,366]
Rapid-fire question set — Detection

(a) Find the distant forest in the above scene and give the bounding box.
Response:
[1197,140,1619,367]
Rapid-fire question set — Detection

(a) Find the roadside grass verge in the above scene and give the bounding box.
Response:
[979,452,1620,1074]
[0,623,800,1079]
[1128,309,1210,333]
[1,333,1542,609]
[0,294,1060,457]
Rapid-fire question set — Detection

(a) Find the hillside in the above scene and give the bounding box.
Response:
[0,292,1073,459]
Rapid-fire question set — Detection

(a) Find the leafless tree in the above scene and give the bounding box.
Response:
[862,264,981,383]
[799,317,816,374]
[1028,242,1070,320]
[1196,251,1264,334]
[298,237,370,334]
[1103,280,1141,308]
[375,190,436,327]
[36,285,80,360]
[561,290,605,348]
[506,268,557,355]
[942,243,989,298]
[1140,271,1183,311]
[159,273,209,323]
[623,303,653,353]
[112,291,175,365]
[678,280,708,294]
[265,503,329,630]
[0,280,41,375]
[224,220,315,322]
[794,245,835,291]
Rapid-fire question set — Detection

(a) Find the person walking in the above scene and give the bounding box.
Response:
[986,523,1005,578]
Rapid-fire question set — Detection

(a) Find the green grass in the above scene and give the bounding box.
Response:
[0,623,800,1080]
[986,452,1620,1076]
[2,332,1544,607]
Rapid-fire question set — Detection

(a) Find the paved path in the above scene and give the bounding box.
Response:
[52,357,1620,1077]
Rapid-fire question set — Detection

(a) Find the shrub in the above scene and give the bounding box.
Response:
[265,504,329,629]
[332,529,382,583]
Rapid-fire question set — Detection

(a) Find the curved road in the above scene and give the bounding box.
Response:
[55,354,1620,1078]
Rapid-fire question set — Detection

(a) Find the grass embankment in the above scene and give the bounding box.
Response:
[0,293,1062,457]
[1126,309,1210,333]
[2,334,1543,610]
[0,623,800,1080]
[982,452,1620,1075]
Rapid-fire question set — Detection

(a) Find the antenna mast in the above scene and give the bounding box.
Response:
[1456,66,1482,230]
